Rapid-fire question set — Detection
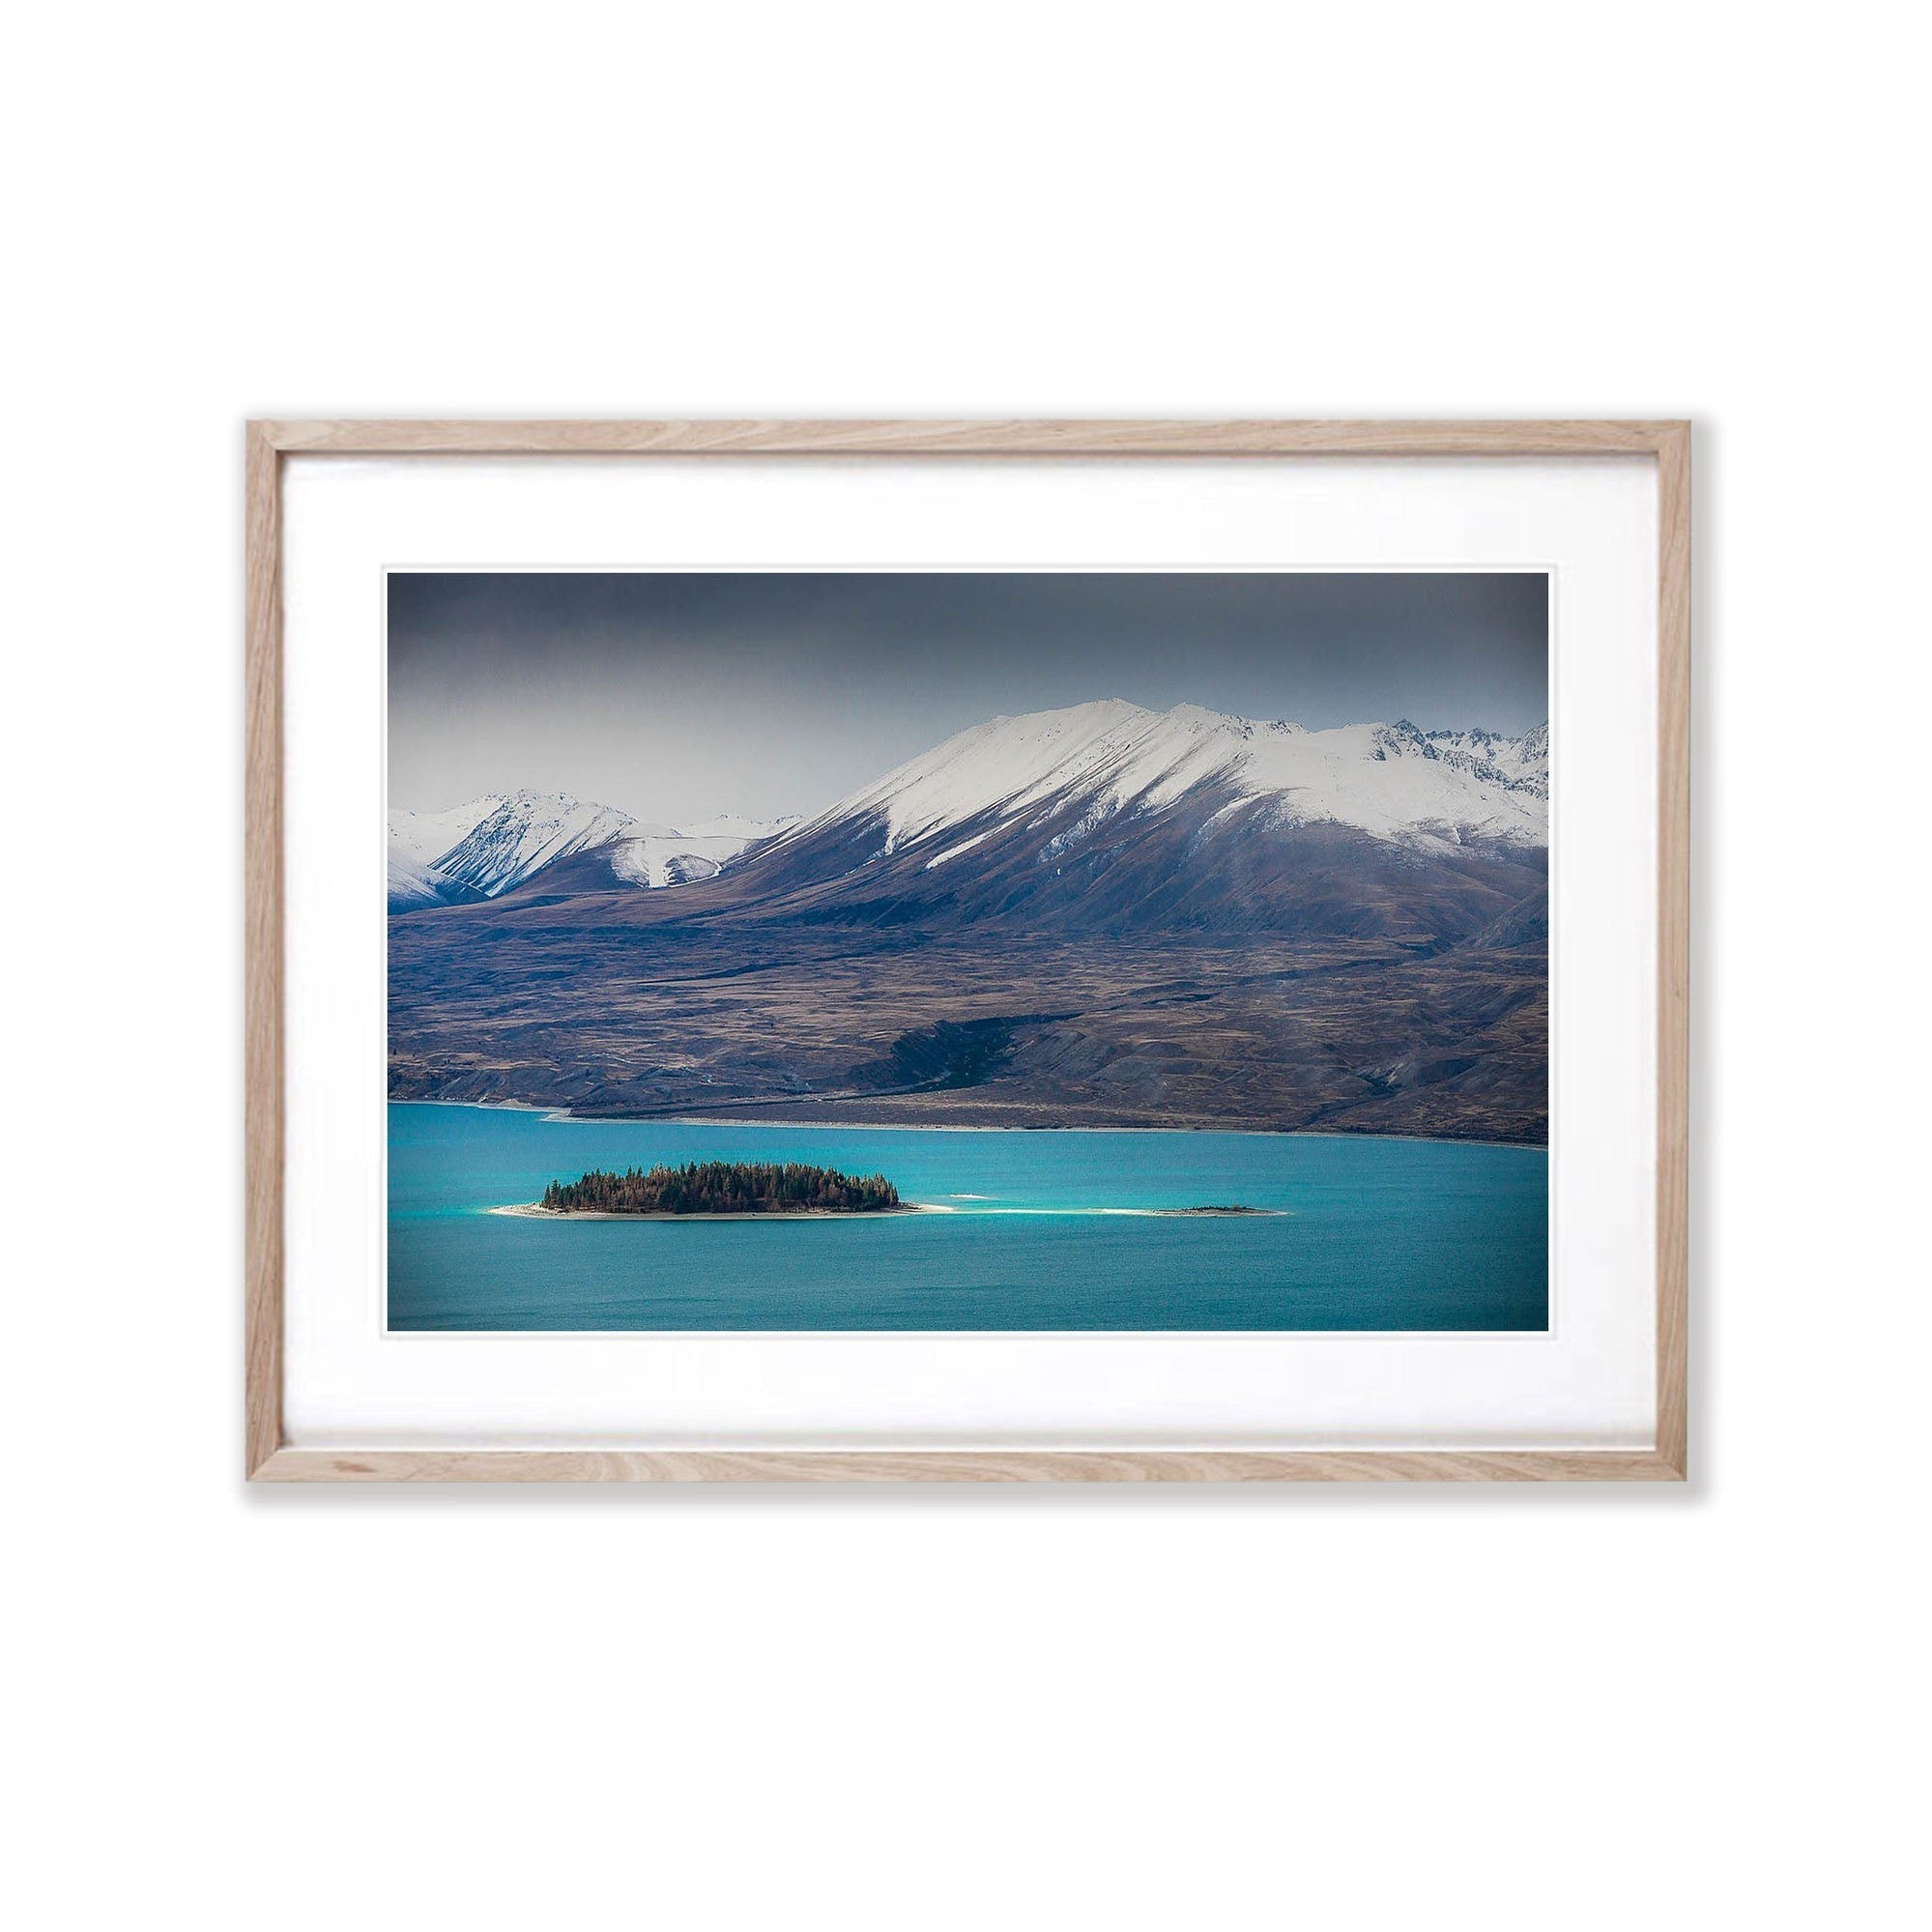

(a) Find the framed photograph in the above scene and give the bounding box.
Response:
[246,419,1688,1481]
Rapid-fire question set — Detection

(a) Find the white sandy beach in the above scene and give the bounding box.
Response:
[487,1200,1278,1221]
[487,1201,947,1221]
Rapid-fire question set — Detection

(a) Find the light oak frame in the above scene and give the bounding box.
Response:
[245,419,1689,1483]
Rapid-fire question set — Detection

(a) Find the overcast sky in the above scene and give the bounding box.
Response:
[389,571,1548,823]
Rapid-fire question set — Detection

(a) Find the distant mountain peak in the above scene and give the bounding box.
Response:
[387,789,634,908]
[388,792,802,911]
[426,793,636,898]
[606,812,802,890]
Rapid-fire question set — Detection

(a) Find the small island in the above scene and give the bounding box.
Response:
[533,1160,906,1217]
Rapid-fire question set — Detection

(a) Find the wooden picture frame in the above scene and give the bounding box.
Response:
[246,418,1688,1483]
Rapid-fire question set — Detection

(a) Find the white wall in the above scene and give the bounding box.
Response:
[8,5,1924,1928]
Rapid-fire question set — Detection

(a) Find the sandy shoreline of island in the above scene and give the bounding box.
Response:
[487,1201,950,1222]
[487,1201,1283,1221]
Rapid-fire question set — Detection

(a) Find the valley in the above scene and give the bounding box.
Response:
[389,922,1546,1140]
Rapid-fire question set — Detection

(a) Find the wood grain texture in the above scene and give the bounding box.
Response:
[244,423,284,1478]
[244,418,1690,1484]
[253,1448,1685,1484]
[258,418,1681,458]
[1655,423,1692,1477]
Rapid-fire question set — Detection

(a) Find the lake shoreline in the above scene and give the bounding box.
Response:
[393,1098,1545,1153]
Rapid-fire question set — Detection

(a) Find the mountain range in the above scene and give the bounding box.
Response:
[388,702,1550,1140]
[388,792,796,912]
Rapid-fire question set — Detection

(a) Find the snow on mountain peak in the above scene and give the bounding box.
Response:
[772,700,1549,860]
[386,789,636,903]
[388,701,1546,916]
[424,792,636,897]
[388,780,809,907]
[607,813,801,890]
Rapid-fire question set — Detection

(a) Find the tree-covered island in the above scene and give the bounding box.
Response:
[539,1161,904,1216]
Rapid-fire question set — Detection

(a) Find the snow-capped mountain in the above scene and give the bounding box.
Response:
[770,700,1549,866]
[607,814,801,889]
[388,791,636,909]
[423,791,638,898]
[388,792,799,910]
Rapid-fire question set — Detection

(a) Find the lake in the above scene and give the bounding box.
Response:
[388,1102,1547,1330]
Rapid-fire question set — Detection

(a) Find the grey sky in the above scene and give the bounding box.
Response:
[389,571,1548,823]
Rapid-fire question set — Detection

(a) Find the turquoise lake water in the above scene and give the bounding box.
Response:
[388,1102,1547,1331]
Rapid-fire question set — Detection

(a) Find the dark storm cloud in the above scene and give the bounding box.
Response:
[388,571,1547,823]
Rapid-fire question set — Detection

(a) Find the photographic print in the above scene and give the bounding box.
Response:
[387,569,1549,1332]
